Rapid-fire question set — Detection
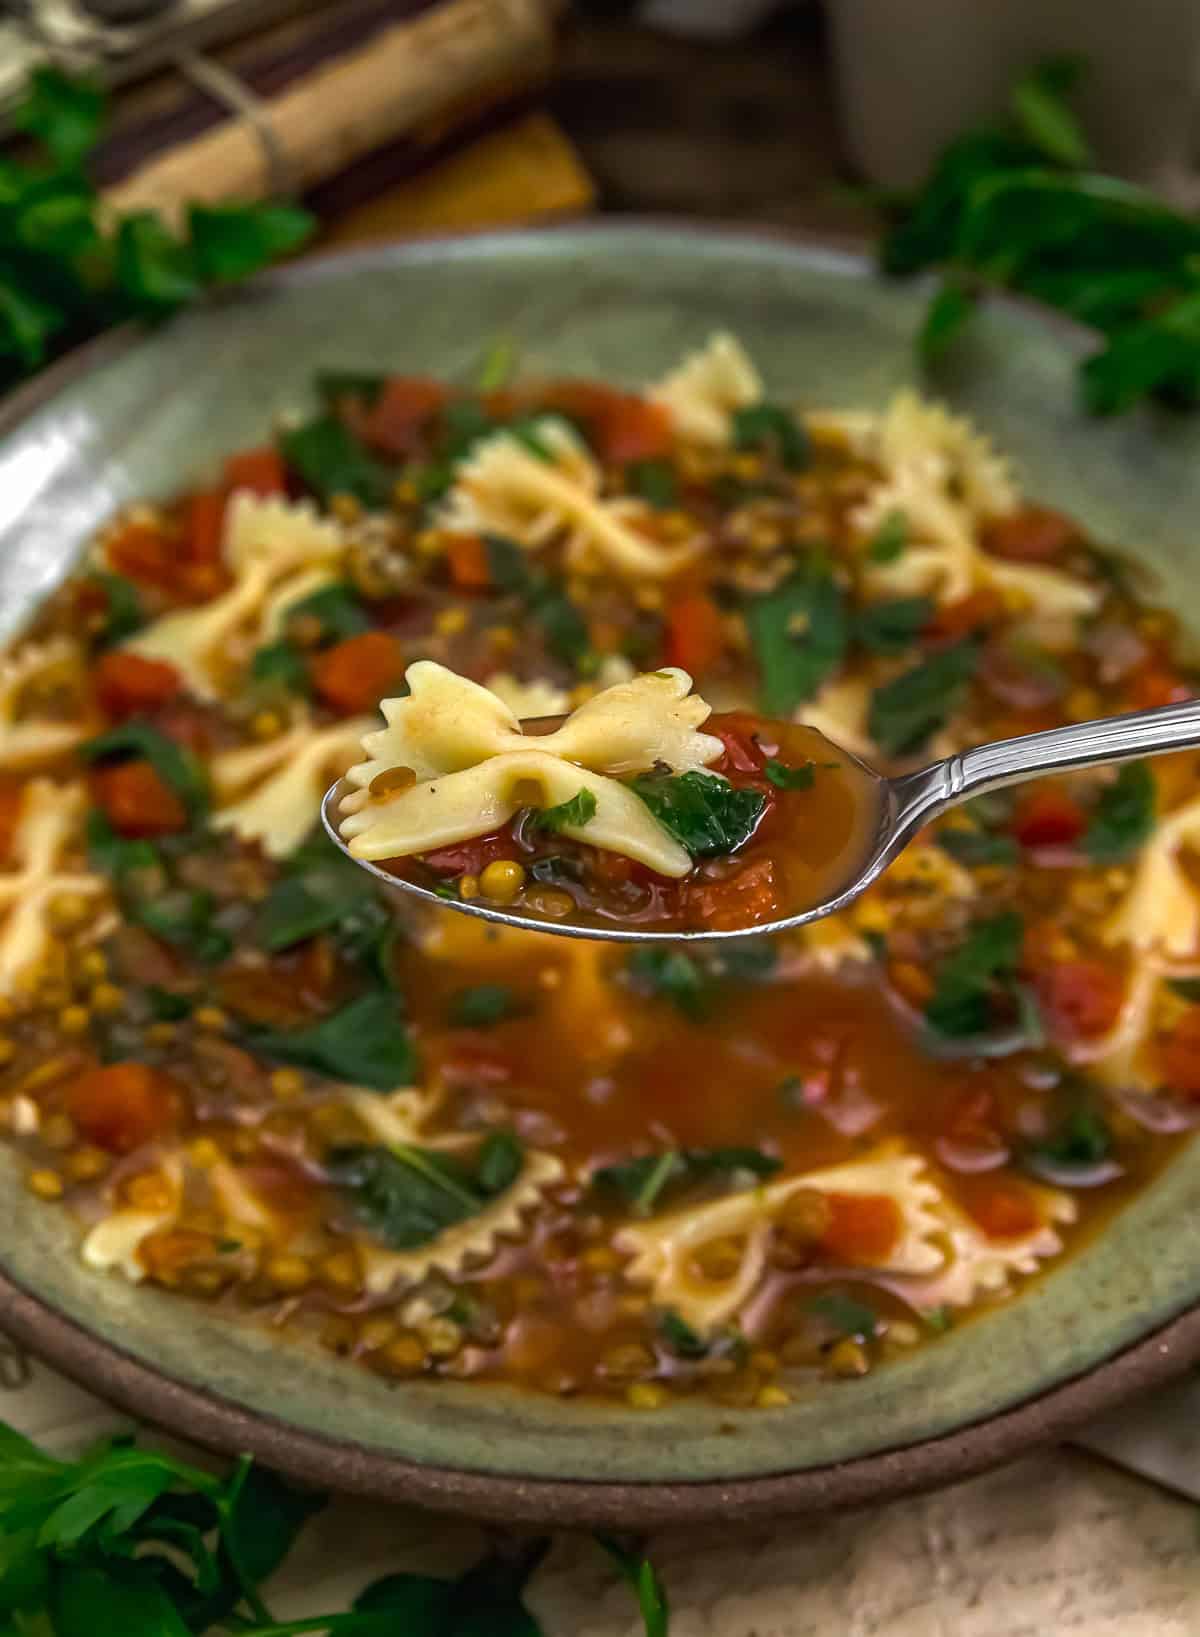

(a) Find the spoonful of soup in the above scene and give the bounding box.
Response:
[322,659,1199,942]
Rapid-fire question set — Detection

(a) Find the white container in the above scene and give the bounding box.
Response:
[828,0,1200,192]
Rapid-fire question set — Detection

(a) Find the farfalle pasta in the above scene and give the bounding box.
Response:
[0,338,1195,1410]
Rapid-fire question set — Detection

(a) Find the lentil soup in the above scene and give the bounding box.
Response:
[2,335,1197,1410]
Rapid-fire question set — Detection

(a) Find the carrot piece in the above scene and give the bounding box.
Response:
[311,630,405,715]
[924,589,1004,641]
[68,1062,180,1153]
[596,394,673,463]
[445,533,491,590]
[224,445,286,496]
[186,488,225,567]
[1035,959,1126,1042]
[970,1183,1039,1240]
[92,759,188,837]
[665,592,725,676]
[1012,787,1086,848]
[94,651,181,718]
[1157,1006,1200,1098]
[363,376,448,456]
[982,506,1078,563]
[819,1192,901,1265]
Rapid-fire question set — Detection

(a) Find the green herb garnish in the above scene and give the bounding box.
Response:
[631,770,765,858]
[937,827,1019,867]
[626,948,709,1018]
[656,1308,709,1359]
[1083,762,1155,863]
[745,562,848,715]
[278,414,389,506]
[763,758,816,791]
[854,596,934,655]
[257,829,393,975]
[924,911,1024,1038]
[593,1147,781,1215]
[1028,1106,1113,1174]
[252,992,417,1091]
[132,887,233,965]
[809,1291,879,1340]
[866,509,909,563]
[532,788,598,833]
[88,571,144,645]
[283,581,371,645]
[327,1132,525,1250]
[80,720,208,819]
[868,638,980,756]
[731,402,810,469]
[598,1537,671,1637]
[449,984,521,1028]
[249,640,310,694]
[626,459,678,508]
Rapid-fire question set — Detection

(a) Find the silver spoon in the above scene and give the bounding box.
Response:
[321,697,1199,944]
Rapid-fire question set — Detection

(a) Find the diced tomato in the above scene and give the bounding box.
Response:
[1012,787,1086,848]
[1035,959,1126,1042]
[223,446,286,497]
[68,1062,181,1153]
[445,533,491,591]
[186,488,226,570]
[1157,1006,1200,1098]
[686,857,779,931]
[969,1183,1039,1240]
[665,592,725,677]
[94,651,181,718]
[819,1192,901,1265]
[421,829,520,877]
[92,759,188,837]
[925,589,1004,642]
[105,517,179,594]
[982,506,1078,563]
[363,377,448,457]
[710,712,766,775]
[543,382,673,464]
[1129,662,1191,710]
[311,631,405,715]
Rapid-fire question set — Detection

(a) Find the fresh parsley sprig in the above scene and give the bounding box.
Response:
[0,1419,671,1634]
[0,67,314,386]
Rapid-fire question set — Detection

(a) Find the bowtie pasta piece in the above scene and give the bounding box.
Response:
[1103,792,1200,958]
[339,662,723,874]
[82,1154,184,1284]
[339,1086,476,1152]
[892,1182,1075,1312]
[0,779,107,994]
[648,332,763,446]
[483,673,571,721]
[438,418,700,579]
[121,492,346,700]
[358,1149,565,1295]
[0,638,89,769]
[210,712,375,859]
[615,1145,944,1334]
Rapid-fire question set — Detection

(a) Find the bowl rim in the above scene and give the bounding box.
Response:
[0,220,1188,1528]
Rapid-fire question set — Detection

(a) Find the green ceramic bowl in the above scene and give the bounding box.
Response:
[2,226,1199,1527]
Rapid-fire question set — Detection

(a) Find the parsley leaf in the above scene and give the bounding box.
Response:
[250,640,310,695]
[866,509,909,563]
[626,459,678,508]
[283,581,370,645]
[251,992,417,1090]
[631,770,765,858]
[731,402,810,469]
[116,212,199,311]
[279,414,389,507]
[924,911,1024,1038]
[14,67,105,163]
[656,1308,709,1359]
[80,720,208,819]
[532,788,597,832]
[593,1147,781,1214]
[936,827,1019,867]
[1083,762,1155,862]
[868,637,980,756]
[188,202,314,285]
[328,1133,524,1249]
[627,948,709,1018]
[1010,55,1091,169]
[746,562,848,714]
[764,758,815,790]
[854,596,934,655]
[87,571,143,646]
[449,984,521,1028]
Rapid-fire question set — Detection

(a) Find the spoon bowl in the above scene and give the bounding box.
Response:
[323,696,1200,942]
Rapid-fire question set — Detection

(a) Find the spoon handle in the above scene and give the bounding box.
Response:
[893,697,1200,826]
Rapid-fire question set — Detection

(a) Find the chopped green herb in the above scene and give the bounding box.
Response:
[627,948,709,1018]
[80,720,208,819]
[85,809,161,880]
[188,202,313,286]
[144,986,193,1022]
[868,637,981,756]
[746,562,848,714]
[631,770,765,859]
[1028,1106,1113,1174]
[866,509,910,563]
[1084,761,1155,863]
[249,639,310,694]
[532,787,598,833]
[328,1131,524,1250]
[809,1291,878,1340]
[132,887,233,966]
[252,991,417,1091]
[14,65,105,163]
[533,586,593,670]
[764,758,816,791]
[593,1146,781,1215]
[278,413,389,507]
[476,336,516,391]
[924,911,1024,1038]
[449,984,521,1028]
[854,596,934,655]
[1010,54,1091,168]
[626,458,679,508]
[257,829,391,971]
[924,1305,953,1334]
[709,936,778,982]
[731,402,809,469]
[657,1308,709,1359]
[283,581,370,645]
[87,571,144,645]
[1168,976,1200,1003]
[937,827,1019,867]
